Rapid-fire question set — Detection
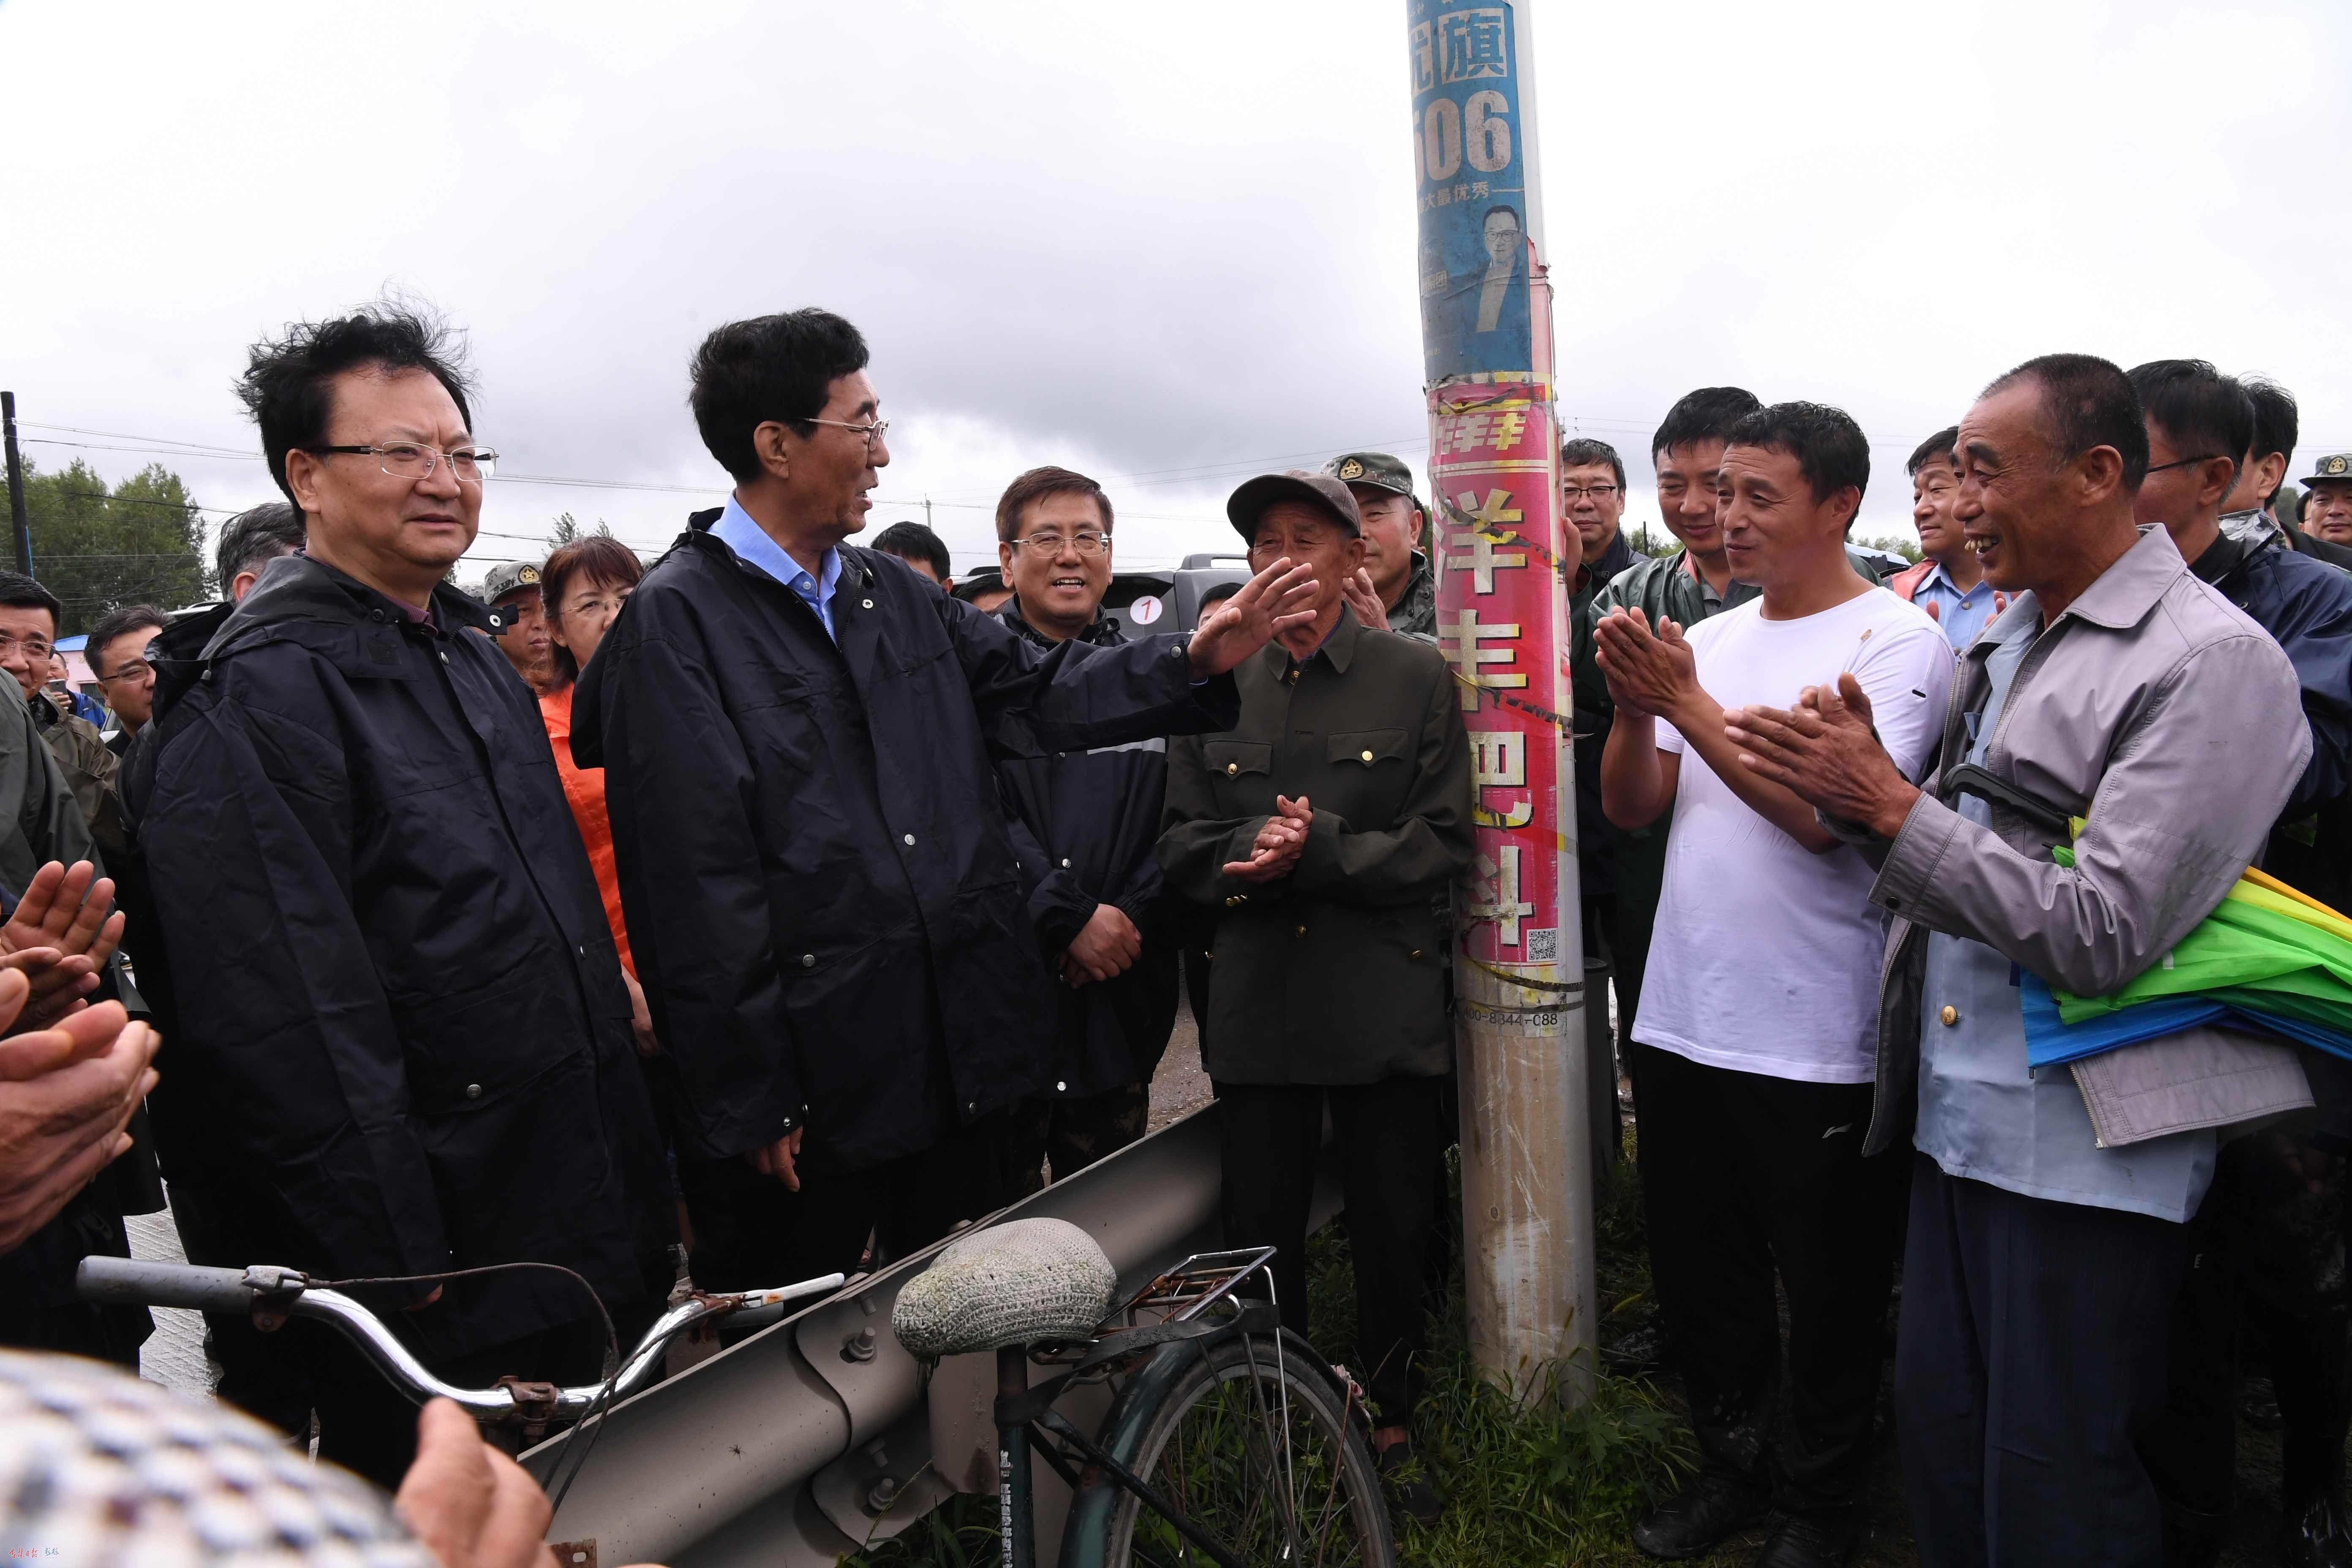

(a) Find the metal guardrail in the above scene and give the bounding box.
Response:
[525,1100,1340,1567]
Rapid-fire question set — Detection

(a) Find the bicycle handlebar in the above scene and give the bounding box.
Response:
[75,1256,846,1422]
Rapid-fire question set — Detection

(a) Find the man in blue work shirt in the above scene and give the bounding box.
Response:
[1884,427,2007,653]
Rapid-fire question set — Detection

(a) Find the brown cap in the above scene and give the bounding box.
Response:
[1225,470,1362,543]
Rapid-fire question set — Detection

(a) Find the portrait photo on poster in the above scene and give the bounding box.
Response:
[1410,3,1532,381]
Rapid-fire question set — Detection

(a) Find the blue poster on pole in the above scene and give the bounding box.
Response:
[1408,2,1530,384]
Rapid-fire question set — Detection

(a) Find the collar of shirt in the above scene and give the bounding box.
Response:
[713,494,841,638]
[1919,559,1993,601]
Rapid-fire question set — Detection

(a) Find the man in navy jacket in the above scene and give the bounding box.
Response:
[573,310,1313,1285]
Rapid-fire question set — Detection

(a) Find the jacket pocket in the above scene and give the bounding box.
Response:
[399,968,584,1116]
[1326,729,1410,769]
[1202,740,1272,781]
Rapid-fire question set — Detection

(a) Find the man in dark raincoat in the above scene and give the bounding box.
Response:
[128,304,674,1487]
[572,308,1315,1289]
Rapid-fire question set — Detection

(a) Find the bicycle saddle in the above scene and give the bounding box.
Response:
[893,1217,1119,1358]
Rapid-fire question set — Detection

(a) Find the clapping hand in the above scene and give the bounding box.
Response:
[1723,673,1919,839]
[0,861,125,1034]
[0,987,158,1252]
[1593,608,1700,720]
[1222,795,1312,883]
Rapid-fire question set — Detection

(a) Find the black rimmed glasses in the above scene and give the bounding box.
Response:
[306,442,498,484]
[1563,483,1621,502]
[2144,454,2224,476]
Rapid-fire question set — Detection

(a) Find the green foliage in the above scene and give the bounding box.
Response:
[1858,535,1922,565]
[548,511,615,547]
[16,458,207,632]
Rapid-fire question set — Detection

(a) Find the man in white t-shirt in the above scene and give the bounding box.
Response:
[1596,401,1953,1568]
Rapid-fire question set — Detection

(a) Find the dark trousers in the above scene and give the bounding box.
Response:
[2142,1127,2352,1551]
[676,1107,1016,1291]
[1007,1083,1150,1197]
[1215,1077,1446,1425]
[1896,1154,2189,1567]
[1628,1043,1905,1513]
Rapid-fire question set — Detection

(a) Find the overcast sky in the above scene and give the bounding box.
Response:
[5,0,2348,579]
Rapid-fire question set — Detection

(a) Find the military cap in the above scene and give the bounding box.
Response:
[1323,451,1423,512]
[482,561,543,603]
[2304,452,2352,486]
[1226,470,1363,542]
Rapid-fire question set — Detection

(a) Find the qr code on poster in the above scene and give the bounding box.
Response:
[1524,928,1560,963]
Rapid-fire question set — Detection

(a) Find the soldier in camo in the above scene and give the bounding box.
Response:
[1323,452,1435,642]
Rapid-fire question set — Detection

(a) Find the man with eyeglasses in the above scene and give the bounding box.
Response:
[984,465,1177,1194]
[1563,437,1635,616]
[125,302,675,1488]
[0,574,121,855]
[572,309,1315,1289]
[2121,360,2352,1566]
[87,605,164,751]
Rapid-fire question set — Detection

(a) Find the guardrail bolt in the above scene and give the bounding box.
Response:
[843,1326,878,1363]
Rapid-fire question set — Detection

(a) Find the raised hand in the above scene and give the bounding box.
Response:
[1186,558,1320,678]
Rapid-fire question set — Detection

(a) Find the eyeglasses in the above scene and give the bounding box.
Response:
[306,443,498,483]
[0,634,54,662]
[1563,484,1620,501]
[100,658,154,684]
[1013,531,1109,556]
[2143,454,2224,476]
[806,417,890,449]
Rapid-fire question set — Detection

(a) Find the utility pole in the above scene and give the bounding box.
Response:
[2,392,31,576]
[1408,0,1596,1406]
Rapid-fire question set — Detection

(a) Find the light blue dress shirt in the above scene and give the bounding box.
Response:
[1908,561,2006,654]
[1912,617,2213,1222]
[711,495,842,640]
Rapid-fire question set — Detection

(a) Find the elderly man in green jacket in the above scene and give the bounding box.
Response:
[1159,468,1473,1521]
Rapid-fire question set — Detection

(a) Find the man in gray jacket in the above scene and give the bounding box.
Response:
[1723,354,2310,1563]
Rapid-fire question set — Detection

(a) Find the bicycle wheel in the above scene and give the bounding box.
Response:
[1098,1329,1395,1568]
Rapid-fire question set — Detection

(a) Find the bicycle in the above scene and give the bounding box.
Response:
[893,1222,1398,1568]
[74,1253,845,1505]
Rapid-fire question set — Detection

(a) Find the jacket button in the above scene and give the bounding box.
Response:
[862,599,874,609]
[1224,895,1239,907]
[465,1083,482,1100]
[1056,1081,1067,1092]
[1225,762,1239,776]
[1939,1005,1960,1027]
[1294,924,1306,937]
[801,953,816,968]
[902,833,915,846]
[1411,949,1424,960]
[439,651,450,664]
[1361,749,1374,762]
[1060,857,1070,868]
